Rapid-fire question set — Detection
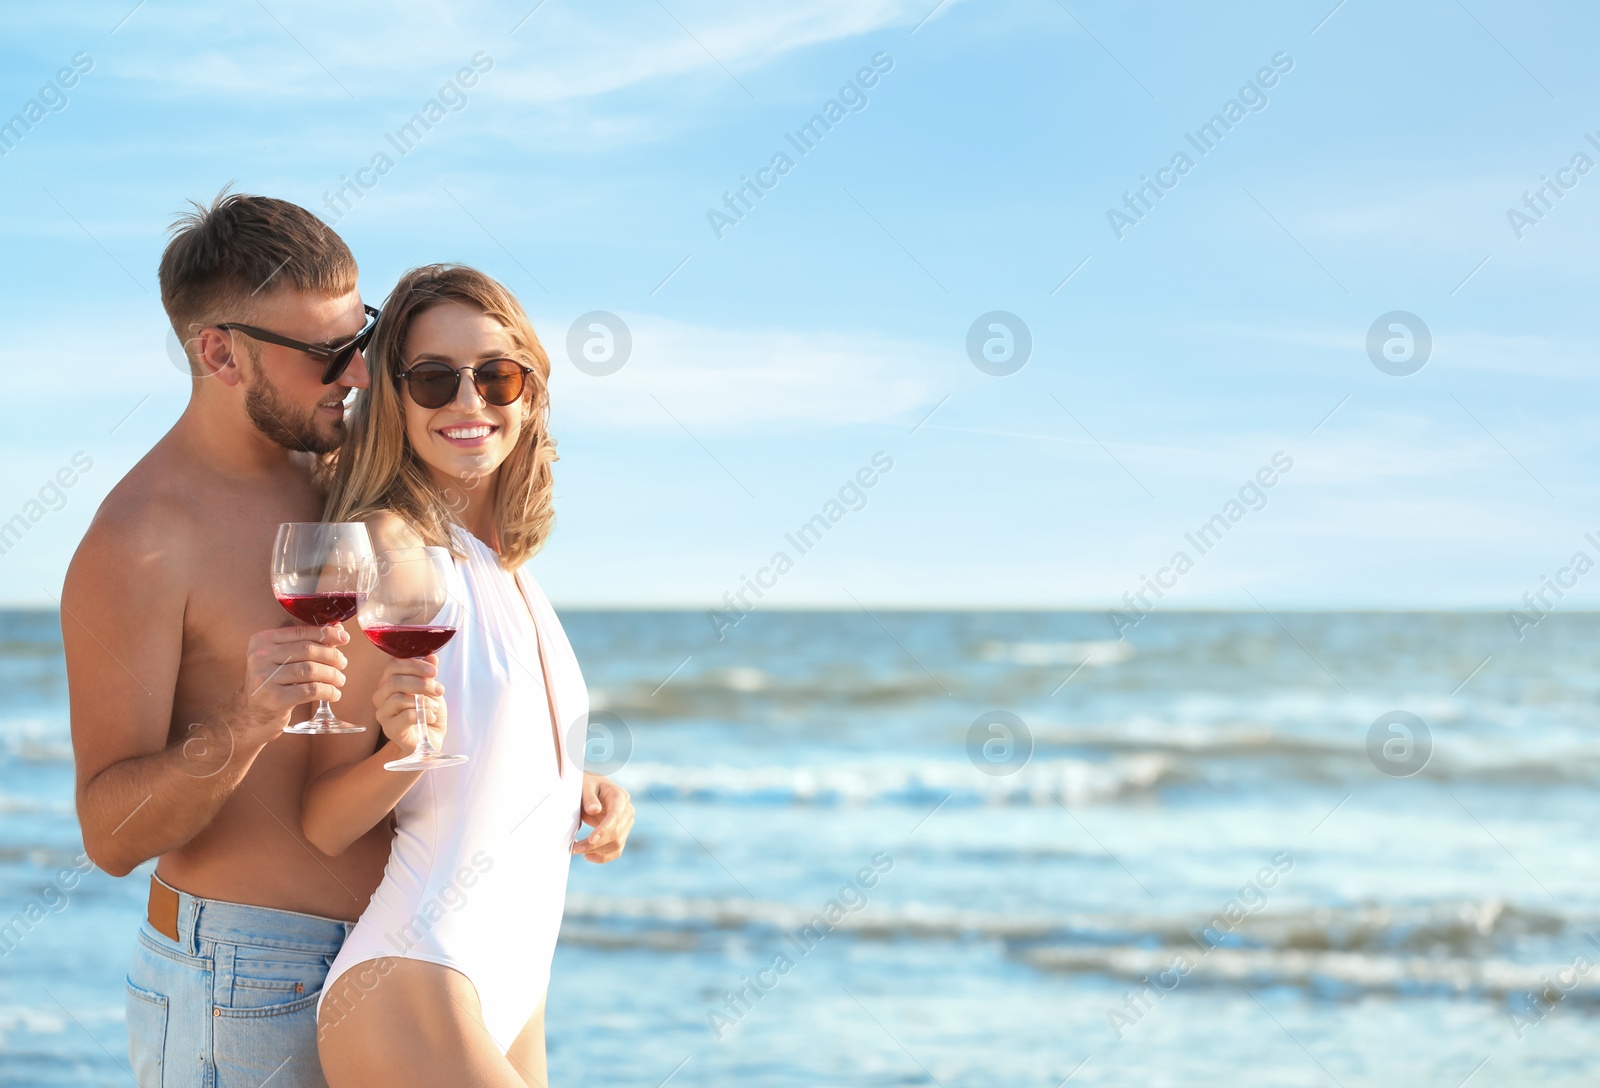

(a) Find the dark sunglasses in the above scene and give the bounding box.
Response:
[213,304,380,384]
[397,359,535,410]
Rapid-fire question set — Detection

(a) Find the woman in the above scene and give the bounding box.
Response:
[302,265,619,1086]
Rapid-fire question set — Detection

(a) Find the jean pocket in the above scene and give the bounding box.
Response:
[210,945,331,1085]
[212,989,323,1088]
[218,948,329,1013]
[125,979,168,1087]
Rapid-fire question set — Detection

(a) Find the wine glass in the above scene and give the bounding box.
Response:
[358,547,468,771]
[271,522,372,735]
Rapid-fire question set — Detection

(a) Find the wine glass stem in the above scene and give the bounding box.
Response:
[412,694,437,760]
[311,700,338,727]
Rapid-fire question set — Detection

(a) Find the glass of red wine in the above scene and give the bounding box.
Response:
[358,547,468,771]
[272,522,373,735]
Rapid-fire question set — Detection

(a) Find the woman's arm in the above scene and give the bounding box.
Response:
[302,511,452,856]
[301,627,449,855]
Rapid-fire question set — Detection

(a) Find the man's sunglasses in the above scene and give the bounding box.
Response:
[397,360,536,410]
[213,304,381,384]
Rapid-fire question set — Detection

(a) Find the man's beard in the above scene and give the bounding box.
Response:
[244,370,344,455]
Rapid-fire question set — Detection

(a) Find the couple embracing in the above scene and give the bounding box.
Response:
[63,191,633,1087]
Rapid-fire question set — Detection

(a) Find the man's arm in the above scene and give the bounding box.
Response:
[65,510,349,877]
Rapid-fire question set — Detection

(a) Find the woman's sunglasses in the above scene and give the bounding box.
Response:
[397,360,535,410]
[213,304,380,384]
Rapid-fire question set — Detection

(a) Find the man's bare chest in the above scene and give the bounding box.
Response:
[175,489,328,700]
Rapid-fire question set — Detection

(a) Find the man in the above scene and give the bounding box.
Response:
[63,192,633,1087]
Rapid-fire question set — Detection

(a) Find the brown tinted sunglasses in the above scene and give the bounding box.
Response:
[397,360,535,409]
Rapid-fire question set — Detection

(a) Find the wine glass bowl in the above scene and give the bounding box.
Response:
[272,522,372,735]
[358,547,469,772]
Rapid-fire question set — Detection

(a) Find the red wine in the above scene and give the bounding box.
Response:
[364,624,457,658]
[277,592,359,626]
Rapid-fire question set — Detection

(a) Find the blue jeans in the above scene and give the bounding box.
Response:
[125,880,353,1088]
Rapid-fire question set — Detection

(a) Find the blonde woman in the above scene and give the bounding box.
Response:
[301,265,632,1086]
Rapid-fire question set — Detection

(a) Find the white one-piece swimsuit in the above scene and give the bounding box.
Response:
[320,527,587,1050]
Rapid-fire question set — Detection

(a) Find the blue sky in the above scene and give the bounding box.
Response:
[0,0,1594,610]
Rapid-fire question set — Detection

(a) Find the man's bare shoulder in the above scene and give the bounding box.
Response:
[64,440,202,601]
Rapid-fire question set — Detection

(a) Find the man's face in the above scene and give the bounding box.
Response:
[235,287,370,454]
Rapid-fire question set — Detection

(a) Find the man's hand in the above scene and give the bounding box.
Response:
[572,773,633,863]
[242,625,350,743]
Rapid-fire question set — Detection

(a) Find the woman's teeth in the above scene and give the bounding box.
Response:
[442,424,494,439]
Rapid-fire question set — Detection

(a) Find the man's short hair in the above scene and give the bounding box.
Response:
[158,188,358,351]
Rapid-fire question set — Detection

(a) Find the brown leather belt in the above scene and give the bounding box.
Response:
[147,876,180,942]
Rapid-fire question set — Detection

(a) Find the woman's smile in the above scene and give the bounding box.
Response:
[435,420,500,448]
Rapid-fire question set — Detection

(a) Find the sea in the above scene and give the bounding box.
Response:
[2,608,1598,1086]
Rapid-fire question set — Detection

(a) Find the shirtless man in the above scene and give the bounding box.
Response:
[63,192,634,1087]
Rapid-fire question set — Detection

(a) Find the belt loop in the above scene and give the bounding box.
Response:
[181,893,202,957]
[214,940,236,1010]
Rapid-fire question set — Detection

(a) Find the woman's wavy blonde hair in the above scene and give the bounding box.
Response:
[323,264,557,569]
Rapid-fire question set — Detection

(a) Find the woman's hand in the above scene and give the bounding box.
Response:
[373,653,448,755]
[572,773,634,863]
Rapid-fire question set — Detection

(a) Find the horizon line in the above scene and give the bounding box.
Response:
[0,602,1555,615]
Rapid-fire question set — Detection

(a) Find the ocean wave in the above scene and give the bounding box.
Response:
[975,640,1133,667]
[592,668,949,715]
[1,739,73,763]
[560,895,1582,972]
[0,1007,69,1035]
[563,894,1077,942]
[1144,900,1566,957]
[1030,721,1350,759]
[0,847,91,870]
[1024,720,1600,786]
[608,742,1600,806]
[0,719,72,763]
[560,894,1600,1004]
[615,755,1173,806]
[0,795,74,816]
[1024,944,1600,1001]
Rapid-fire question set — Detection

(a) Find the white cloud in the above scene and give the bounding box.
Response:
[545,313,943,430]
[100,0,943,104]
[1297,176,1511,241]
[1292,411,1532,485]
[1187,318,1594,379]
[1433,327,1593,378]
[493,0,917,104]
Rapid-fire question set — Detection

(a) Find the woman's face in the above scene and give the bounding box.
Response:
[399,300,527,488]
